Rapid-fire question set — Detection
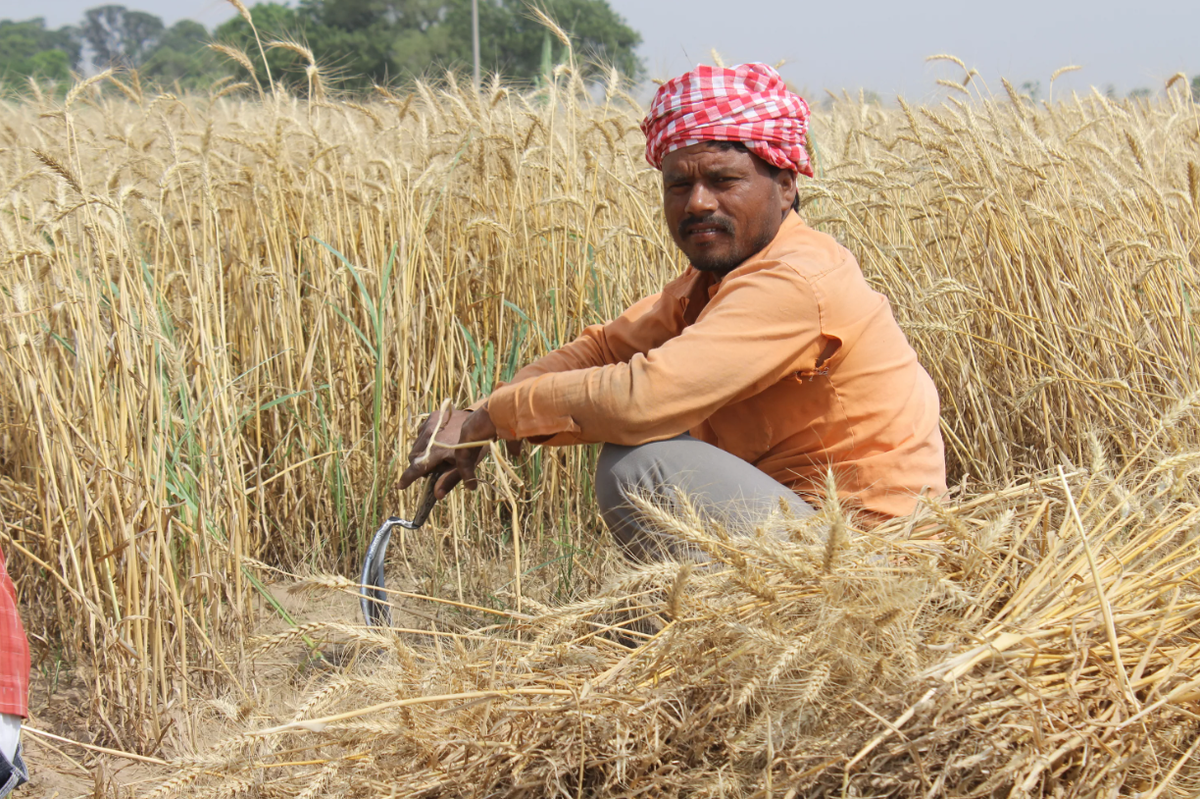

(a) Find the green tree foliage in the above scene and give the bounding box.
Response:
[0,18,81,83]
[139,20,228,89]
[82,5,165,69]
[81,7,231,90]
[213,0,643,92]
[1192,76,1199,102]
[213,3,308,89]
[464,0,643,81]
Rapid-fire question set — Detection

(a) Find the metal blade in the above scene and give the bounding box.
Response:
[359,465,451,627]
[360,517,400,627]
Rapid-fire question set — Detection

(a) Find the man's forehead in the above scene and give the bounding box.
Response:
[661,142,754,176]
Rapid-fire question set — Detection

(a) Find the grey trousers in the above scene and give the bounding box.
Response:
[595,434,814,561]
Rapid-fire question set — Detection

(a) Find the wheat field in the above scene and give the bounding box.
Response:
[0,56,1198,797]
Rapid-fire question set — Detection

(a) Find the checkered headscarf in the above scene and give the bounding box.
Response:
[641,63,813,177]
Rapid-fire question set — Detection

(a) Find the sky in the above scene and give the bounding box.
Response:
[16,0,1200,101]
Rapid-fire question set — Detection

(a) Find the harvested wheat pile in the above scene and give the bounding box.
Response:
[150,452,1200,797]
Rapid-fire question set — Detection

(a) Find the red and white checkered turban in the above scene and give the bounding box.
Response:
[641,63,813,177]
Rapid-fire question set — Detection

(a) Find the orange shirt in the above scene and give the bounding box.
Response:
[486,212,947,518]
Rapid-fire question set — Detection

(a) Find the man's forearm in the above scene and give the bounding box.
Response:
[485,290,675,404]
[504,334,612,385]
[475,324,654,444]
[468,335,610,413]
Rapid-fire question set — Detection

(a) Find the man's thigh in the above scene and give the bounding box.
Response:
[595,434,814,560]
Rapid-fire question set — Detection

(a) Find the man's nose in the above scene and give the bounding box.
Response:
[685,183,718,215]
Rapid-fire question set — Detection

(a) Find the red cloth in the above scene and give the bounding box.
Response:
[641,63,813,177]
[0,548,29,718]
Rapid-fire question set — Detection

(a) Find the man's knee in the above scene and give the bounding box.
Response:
[595,442,636,515]
[595,440,676,560]
[595,437,683,516]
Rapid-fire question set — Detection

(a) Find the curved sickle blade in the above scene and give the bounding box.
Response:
[360,466,450,627]
[360,517,402,627]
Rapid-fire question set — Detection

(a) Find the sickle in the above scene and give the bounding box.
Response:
[360,465,449,627]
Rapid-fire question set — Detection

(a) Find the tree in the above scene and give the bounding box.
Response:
[0,18,82,83]
[213,0,643,92]
[299,0,448,83]
[81,5,165,69]
[213,3,308,89]
[1192,76,1199,102]
[299,0,445,33]
[140,20,229,89]
[468,0,643,82]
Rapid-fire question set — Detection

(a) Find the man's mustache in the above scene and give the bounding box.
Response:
[678,214,734,239]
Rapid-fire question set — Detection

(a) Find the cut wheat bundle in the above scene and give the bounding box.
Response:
[149,463,1200,798]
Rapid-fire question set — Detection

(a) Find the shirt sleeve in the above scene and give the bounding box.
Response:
[504,291,673,382]
[467,283,693,414]
[487,262,826,446]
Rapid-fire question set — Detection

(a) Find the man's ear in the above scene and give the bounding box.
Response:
[776,169,798,212]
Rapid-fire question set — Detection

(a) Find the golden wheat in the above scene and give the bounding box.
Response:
[0,52,1197,797]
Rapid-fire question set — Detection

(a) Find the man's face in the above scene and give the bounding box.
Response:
[661,142,797,276]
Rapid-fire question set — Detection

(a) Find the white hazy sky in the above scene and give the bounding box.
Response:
[14,0,1200,100]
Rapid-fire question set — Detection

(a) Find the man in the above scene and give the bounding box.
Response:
[0,547,29,796]
[400,63,946,559]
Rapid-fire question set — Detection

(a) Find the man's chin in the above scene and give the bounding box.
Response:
[688,251,745,275]
[683,230,776,275]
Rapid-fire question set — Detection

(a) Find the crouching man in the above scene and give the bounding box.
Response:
[400,63,946,559]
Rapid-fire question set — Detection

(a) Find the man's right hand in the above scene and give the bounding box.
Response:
[397,407,478,499]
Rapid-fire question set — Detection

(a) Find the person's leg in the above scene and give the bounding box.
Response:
[0,713,25,797]
[595,434,815,561]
